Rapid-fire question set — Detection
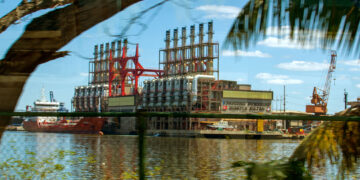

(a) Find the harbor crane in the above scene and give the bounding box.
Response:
[306,51,337,115]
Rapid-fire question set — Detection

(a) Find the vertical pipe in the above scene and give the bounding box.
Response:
[110,42,116,94]
[217,43,219,80]
[207,21,213,75]
[124,39,129,85]
[93,45,98,84]
[198,23,204,72]
[117,40,122,58]
[190,25,195,74]
[173,28,178,75]
[105,43,110,84]
[111,41,116,57]
[165,30,171,76]
[181,27,187,74]
[100,44,104,84]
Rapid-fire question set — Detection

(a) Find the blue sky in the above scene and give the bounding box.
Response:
[1,0,359,114]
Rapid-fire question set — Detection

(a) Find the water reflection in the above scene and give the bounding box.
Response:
[0,131,301,179]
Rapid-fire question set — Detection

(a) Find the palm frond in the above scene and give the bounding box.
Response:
[290,105,360,178]
[225,0,360,57]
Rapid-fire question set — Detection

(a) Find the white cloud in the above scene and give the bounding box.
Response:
[277,61,329,71]
[255,73,303,85]
[236,78,245,83]
[350,68,360,71]
[257,37,315,49]
[340,59,360,66]
[265,26,325,38]
[267,79,303,85]
[357,84,360,88]
[290,91,301,95]
[341,59,360,66]
[196,5,241,19]
[352,76,360,80]
[80,72,88,77]
[222,50,271,58]
[337,74,349,81]
[339,60,360,71]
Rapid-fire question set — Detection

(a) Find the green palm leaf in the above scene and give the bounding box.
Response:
[225,0,360,57]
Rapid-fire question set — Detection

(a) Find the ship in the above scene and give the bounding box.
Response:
[207,120,234,130]
[22,88,105,134]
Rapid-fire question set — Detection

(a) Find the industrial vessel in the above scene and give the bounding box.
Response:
[22,89,105,134]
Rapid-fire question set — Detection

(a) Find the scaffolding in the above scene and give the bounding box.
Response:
[159,22,219,79]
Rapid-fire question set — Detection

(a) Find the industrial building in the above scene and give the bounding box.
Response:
[72,22,273,134]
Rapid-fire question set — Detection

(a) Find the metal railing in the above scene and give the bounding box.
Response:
[1,111,360,179]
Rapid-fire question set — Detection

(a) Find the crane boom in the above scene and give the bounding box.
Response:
[322,50,337,105]
[306,51,337,115]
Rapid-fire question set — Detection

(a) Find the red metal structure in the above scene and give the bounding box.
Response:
[108,43,164,97]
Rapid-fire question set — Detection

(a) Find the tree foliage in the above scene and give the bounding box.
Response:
[226,0,360,57]
[234,105,360,179]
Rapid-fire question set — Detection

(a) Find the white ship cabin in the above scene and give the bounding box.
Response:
[31,88,60,112]
[32,101,60,112]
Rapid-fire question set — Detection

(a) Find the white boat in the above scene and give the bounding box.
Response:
[25,88,67,123]
[207,120,234,129]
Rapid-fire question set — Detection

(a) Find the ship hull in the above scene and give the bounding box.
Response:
[23,117,106,134]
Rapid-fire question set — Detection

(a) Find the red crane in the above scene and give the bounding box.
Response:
[306,51,337,115]
[108,43,164,97]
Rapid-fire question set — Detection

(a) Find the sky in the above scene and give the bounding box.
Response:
[1,0,359,114]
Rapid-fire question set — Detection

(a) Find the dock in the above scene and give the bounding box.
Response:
[147,130,305,139]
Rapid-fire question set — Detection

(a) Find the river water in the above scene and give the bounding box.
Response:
[0,131,349,179]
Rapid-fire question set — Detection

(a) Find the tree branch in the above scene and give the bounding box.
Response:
[0,0,75,33]
[0,0,142,138]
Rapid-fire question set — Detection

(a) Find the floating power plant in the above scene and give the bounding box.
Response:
[72,22,275,135]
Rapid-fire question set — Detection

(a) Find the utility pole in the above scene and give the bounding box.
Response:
[283,85,286,112]
[344,89,348,109]
[284,85,288,129]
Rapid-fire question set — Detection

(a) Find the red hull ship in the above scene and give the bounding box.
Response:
[23,88,105,134]
[23,117,105,134]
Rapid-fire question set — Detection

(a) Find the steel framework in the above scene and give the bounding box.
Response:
[109,43,164,97]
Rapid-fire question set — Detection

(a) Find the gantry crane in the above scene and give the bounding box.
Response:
[306,51,337,115]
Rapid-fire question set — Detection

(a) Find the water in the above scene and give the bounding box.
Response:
[0,131,349,179]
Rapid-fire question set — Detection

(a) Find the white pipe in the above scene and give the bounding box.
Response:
[191,75,215,104]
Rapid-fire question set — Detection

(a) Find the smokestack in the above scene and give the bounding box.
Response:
[105,43,110,59]
[181,27,187,46]
[173,28,178,75]
[198,23,204,72]
[100,44,104,60]
[94,45,98,61]
[190,25,195,73]
[208,21,213,43]
[207,21,214,74]
[181,27,187,74]
[105,43,110,82]
[165,30,170,76]
[173,28,178,48]
[165,30,171,49]
[190,25,195,45]
[199,23,204,44]
[111,41,115,57]
[124,39,128,51]
[117,40,122,58]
